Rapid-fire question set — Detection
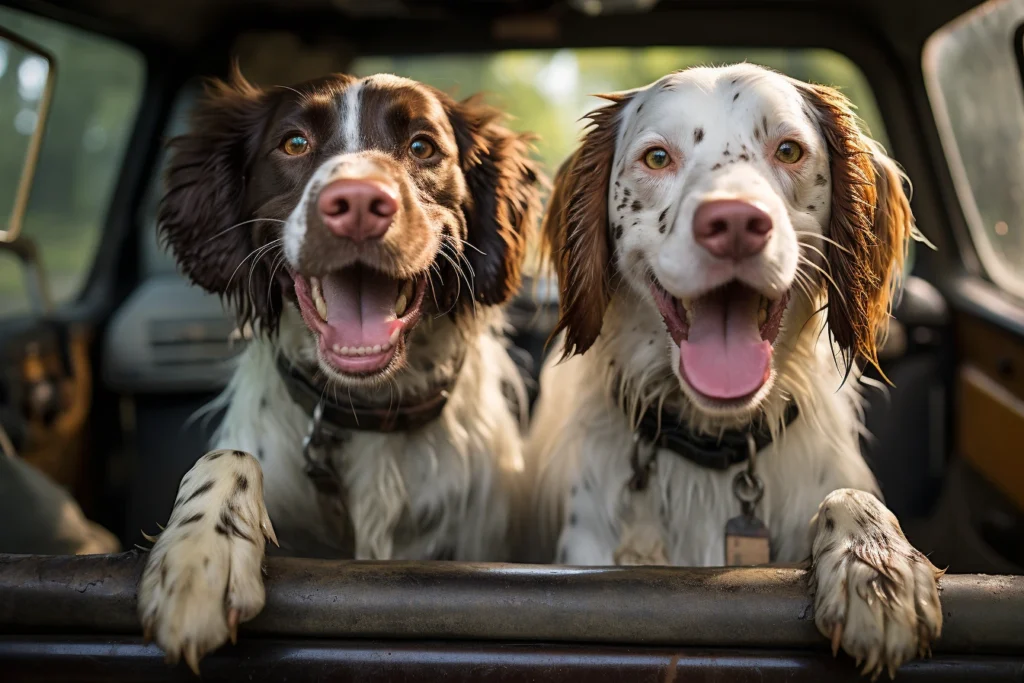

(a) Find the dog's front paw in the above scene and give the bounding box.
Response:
[138,450,278,674]
[809,488,943,680]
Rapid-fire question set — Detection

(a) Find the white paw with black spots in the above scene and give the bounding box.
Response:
[138,450,278,674]
[809,488,943,680]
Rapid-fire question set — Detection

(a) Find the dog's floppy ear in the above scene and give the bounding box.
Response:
[543,93,631,358]
[799,83,917,374]
[444,94,542,307]
[158,66,280,330]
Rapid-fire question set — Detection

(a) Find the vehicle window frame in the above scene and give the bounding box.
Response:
[0,5,148,320]
[922,0,1024,304]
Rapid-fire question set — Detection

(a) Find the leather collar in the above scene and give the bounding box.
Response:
[275,353,452,435]
[632,399,800,471]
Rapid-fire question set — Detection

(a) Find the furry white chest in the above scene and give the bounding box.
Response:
[211,318,524,562]
[529,331,880,568]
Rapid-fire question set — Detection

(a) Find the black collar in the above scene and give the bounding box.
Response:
[632,399,800,471]
[275,353,453,435]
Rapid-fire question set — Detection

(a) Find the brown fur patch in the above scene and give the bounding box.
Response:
[441,92,542,307]
[798,83,914,375]
[157,65,286,331]
[542,94,631,356]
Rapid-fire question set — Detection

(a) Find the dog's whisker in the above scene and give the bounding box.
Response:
[200,217,286,247]
[245,241,283,305]
[793,230,850,254]
[438,241,478,317]
[798,255,845,302]
[266,252,288,303]
[798,241,829,264]
[226,238,283,295]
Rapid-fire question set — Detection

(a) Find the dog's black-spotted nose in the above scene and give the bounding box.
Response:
[318,179,398,241]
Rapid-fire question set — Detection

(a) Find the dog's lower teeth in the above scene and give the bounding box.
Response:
[311,277,328,321]
[395,293,408,317]
[332,341,396,358]
[401,279,414,301]
[758,308,768,326]
[389,328,401,346]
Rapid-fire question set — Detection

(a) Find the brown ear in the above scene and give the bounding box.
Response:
[443,94,542,307]
[158,67,280,330]
[543,95,631,357]
[799,83,915,374]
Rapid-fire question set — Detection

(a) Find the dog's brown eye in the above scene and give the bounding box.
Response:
[775,140,803,164]
[281,135,310,156]
[643,147,671,170]
[409,137,435,160]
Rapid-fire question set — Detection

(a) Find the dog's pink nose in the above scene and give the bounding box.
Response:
[692,200,773,260]
[317,179,398,241]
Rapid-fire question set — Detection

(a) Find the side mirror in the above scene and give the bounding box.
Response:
[0,26,56,244]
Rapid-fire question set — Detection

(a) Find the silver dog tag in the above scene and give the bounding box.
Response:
[725,514,771,566]
[726,461,771,566]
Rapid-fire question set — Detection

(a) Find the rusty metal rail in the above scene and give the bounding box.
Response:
[1,551,1022,654]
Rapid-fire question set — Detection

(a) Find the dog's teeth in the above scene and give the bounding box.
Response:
[758,308,767,326]
[401,279,415,301]
[389,328,401,346]
[331,341,400,357]
[395,293,408,317]
[311,277,328,321]
[681,297,692,310]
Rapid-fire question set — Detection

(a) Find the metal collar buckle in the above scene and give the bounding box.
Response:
[301,401,342,496]
[732,433,765,516]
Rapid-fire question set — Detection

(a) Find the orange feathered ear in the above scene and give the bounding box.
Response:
[543,94,632,357]
[798,83,916,375]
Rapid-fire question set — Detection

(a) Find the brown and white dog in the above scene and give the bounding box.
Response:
[137,70,540,671]
[529,64,942,677]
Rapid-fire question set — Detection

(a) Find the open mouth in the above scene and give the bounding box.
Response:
[651,280,789,402]
[292,265,428,376]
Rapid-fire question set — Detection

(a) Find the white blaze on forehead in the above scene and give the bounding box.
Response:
[342,81,364,153]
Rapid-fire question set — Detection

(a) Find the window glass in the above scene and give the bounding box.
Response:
[0,7,144,315]
[924,0,1024,298]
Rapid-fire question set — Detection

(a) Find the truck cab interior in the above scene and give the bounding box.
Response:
[0,0,1023,680]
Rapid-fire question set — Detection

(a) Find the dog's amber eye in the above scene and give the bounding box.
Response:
[775,140,803,164]
[409,137,436,159]
[644,147,671,169]
[281,135,310,156]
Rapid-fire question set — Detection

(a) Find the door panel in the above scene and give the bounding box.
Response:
[0,7,144,554]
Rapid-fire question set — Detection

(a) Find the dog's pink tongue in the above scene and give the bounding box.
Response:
[320,267,399,348]
[679,286,771,400]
